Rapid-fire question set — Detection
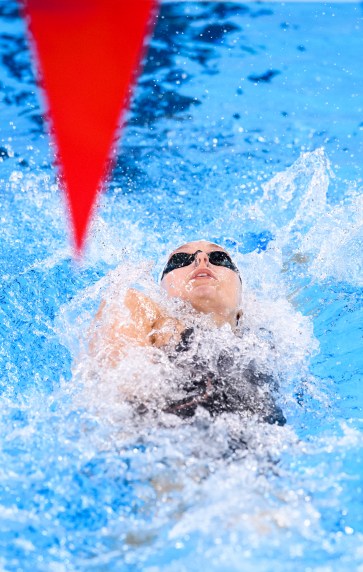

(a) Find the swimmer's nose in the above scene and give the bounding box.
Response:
[194,251,210,267]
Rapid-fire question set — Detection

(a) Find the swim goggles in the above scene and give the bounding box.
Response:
[161,250,240,280]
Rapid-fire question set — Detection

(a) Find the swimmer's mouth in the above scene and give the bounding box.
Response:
[189,269,217,281]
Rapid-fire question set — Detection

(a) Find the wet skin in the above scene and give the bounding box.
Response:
[90,240,242,363]
[161,240,242,328]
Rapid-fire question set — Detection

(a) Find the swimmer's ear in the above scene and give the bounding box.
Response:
[236,310,243,326]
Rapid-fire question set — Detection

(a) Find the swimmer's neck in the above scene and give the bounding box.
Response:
[212,312,238,330]
[194,308,239,331]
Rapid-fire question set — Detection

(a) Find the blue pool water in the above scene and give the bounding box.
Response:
[0,2,362,570]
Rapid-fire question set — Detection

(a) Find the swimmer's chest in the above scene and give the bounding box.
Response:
[162,327,285,425]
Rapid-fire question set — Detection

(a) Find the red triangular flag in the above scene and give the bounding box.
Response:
[22,0,158,252]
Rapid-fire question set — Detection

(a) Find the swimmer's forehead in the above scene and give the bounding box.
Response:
[169,241,228,257]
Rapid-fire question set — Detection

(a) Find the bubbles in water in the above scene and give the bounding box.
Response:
[1,2,362,568]
[2,140,362,571]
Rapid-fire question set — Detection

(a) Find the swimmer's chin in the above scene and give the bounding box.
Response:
[186,282,218,295]
[187,284,220,302]
[187,276,218,287]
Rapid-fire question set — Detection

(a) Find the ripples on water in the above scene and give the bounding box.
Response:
[0,2,362,571]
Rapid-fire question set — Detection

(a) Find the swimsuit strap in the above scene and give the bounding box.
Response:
[163,376,214,419]
[174,327,194,353]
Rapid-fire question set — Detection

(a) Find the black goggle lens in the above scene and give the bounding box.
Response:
[164,252,194,273]
[208,251,236,270]
[161,250,239,279]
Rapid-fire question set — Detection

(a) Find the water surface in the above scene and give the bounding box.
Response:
[0,2,362,571]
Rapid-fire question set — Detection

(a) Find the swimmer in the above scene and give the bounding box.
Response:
[90,240,285,425]
[91,240,242,357]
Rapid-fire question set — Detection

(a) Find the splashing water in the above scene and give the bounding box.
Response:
[0,2,362,571]
[22,146,357,572]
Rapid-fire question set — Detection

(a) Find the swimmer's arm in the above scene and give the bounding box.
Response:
[89,288,161,360]
[89,288,183,364]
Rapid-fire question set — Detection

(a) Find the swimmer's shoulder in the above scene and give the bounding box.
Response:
[92,287,185,353]
[124,288,163,326]
[125,290,184,338]
[94,288,159,328]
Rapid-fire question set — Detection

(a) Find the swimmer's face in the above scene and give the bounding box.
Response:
[161,240,242,325]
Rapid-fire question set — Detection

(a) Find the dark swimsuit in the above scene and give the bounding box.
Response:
[163,327,286,426]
